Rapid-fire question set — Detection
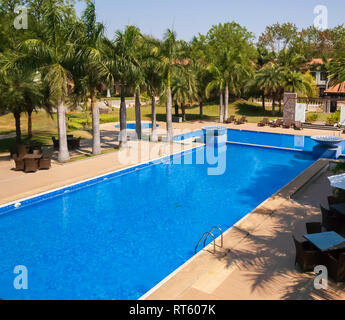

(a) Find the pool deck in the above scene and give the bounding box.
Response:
[142,159,345,300]
[1,120,345,300]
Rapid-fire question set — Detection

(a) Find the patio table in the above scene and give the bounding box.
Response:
[23,153,43,160]
[304,231,345,252]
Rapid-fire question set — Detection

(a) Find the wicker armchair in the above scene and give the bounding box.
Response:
[292,234,321,272]
[13,154,25,171]
[324,252,345,282]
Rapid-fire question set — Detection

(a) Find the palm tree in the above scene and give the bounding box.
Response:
[254,63,284,114]
[73,0,111,155]
[283,69,316,96]
[206,64,225,122]
[171,66,198,121]
[141,36,162,142]
[18,0,79,161]
[0,66,43,142]
[110,25,141,147]
[160,29,180,142]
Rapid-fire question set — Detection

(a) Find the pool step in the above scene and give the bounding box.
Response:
[195,226,224,254]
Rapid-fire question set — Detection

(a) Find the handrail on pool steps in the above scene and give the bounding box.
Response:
[195,226,224,254]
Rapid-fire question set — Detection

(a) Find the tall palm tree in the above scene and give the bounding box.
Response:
[73,0,111,154]
[283,70,316,96]
[206,64,225,122]
[254,63,284,114]
[0,67,43,142]
[141,36,162,142]
[109,25,141,147]
[171,66,198,121]
[160,29,180,142]
[18,0,79,161]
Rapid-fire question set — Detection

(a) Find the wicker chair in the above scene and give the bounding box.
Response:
[292,234,321,272]
[324,252,345,282]
[39,156,52,170]
[24,158,39,173]
[321,206,338,232]
[13,154,25,171]
[235,116,247,125]
[282,120,293,129]
[306,222,323,234]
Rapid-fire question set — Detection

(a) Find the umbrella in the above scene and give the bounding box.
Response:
[328,173,345,190]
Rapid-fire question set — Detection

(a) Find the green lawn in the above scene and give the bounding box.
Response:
[0,99,298,153]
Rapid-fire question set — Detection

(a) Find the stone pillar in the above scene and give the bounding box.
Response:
[283,92,297,122]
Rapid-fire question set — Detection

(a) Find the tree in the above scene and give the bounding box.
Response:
[171,66,198,121]
[141,36,162,141]
[18,0,80,162]
[160,29,181,142]
[205,64,225,122]
[73,0,111,154]
[110,25,141,147]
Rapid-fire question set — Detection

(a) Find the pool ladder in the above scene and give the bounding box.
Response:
[195,226,224,254]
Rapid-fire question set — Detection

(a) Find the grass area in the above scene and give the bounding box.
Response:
[0,98,330,154]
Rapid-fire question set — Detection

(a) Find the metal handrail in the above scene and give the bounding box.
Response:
[203,226,224,249]
[195,232,216,254]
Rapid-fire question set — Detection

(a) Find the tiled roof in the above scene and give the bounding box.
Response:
[306,58,324,66]
[325,81,345,94]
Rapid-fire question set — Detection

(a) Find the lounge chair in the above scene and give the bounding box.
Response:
[24,158,39,173]
[282,120,293,129]
[324,252,345,282]
[269,119,283,128]
[13,154,25,171]
[294,121,303,130]
[225,115,235,124]
[235,116,247,125]
[292,234,321,272]
[258,118,269,127]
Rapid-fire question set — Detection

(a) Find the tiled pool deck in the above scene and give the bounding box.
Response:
[1,121,345,299]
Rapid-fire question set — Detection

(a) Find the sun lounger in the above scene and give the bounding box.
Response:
[235,116,247,125]
[269,119,283,127]
[224,115,235,124]
[294,121,303,130]
[282,120,293,129]
[258,118,269,127]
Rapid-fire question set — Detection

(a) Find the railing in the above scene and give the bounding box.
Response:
[195,226,224,254]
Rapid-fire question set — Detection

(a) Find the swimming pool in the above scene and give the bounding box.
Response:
[115,122,158,130]
[0,130,321,300]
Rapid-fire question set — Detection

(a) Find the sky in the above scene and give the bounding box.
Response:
[75,0,345,41]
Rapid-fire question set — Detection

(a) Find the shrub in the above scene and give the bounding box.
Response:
[327,111,340,125]
[67,121,84,130]
[100,114,117,123]
[306,113,318,122]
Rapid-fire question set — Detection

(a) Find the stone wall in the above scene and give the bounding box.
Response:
[283,93,297,122]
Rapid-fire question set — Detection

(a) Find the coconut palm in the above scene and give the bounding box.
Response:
[73,0,112,154]
[141,36,162,141]
[108,25,141,147]
[17,0,80,161]
[283,69,316,97]
[206,64,225,122]
[171,66,198,121]
[160,29,180,142]
[255,63,284,114]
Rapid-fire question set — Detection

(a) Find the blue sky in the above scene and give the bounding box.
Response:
[75,0,345,41]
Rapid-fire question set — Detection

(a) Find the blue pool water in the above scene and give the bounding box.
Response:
[0,131,319,300]
[115,123,158,130]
